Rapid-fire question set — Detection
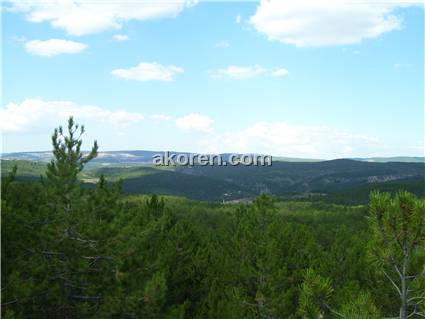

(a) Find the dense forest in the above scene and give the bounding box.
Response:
[3,151,424,204]
[2,118,424,318]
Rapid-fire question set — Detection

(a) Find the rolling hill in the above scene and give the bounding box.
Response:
[2,150,423,165]
[2,156,424,202]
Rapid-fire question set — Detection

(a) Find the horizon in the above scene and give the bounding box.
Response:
[1,0,424,158]
[2,148,425,162]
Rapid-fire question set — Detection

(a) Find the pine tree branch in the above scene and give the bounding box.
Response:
[324,303,346,318]
[383,270,402,297]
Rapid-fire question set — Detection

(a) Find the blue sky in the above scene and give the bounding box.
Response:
[1,0,424,158]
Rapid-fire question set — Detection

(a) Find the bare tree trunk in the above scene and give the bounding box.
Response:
[399,248,409,319]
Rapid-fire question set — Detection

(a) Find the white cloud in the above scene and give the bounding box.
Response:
[249,0,422,47]
[176,113,214,133]
[9,0,197,36]
[151,114,172,121]
[215,41,230,48]
[236,14,241,24]
[112,62,184,82]
[0,99,144,133]
[210,65,266,79]
[201,121,381,159]
[113,34,130,41]
[271,68,289,77]
[210,65,288,79]
[25,39,87,57]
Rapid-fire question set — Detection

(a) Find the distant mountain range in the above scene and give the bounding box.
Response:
[2,153,424,203]
[2,150,424,165]
[350,157,425,163]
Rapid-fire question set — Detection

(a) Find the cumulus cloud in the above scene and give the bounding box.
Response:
[249,0,422,47]
[200,121,381,159]
[25,39,87,57]
[0,99,144,133]
[210,65,266,79]
[175,113,214,133]
[113,34,130,41]
[210,65,288,79]
[151,114,172,121]
[271,68,289,77]
[112,62,184,82]
[8,0,197,36]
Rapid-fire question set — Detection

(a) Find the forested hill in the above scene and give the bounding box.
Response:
[2,158,424,203]
[172,159,425,201]
[176,159,424,192]
[2,150,424,164]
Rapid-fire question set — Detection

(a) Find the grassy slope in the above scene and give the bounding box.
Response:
[1,159,171,181]
[1,160,46,177]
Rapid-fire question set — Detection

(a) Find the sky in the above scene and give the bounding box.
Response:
[1,0,424,159]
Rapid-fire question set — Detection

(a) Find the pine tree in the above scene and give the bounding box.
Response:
[41,117,106,318]
[45,116,98,211]
[146,194,165,219]
[369,191,425,319]
[298,268,333,318]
